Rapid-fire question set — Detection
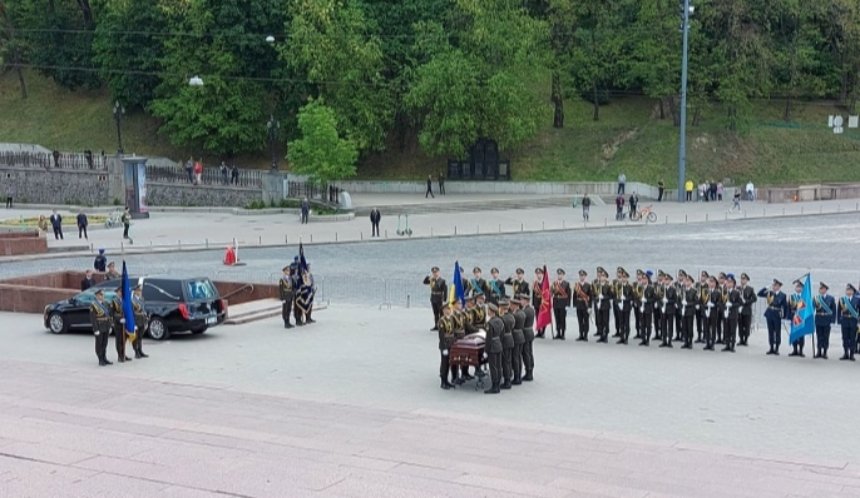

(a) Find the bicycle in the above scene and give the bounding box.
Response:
[104,209,123,229]
[630,204,657,223]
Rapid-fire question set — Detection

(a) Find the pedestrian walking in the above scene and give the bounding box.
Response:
[746,181,755,201]
[231,164,239,185]
[657,180,665,202]
[717,182,724,201]
[617,173,626,195]
[729,191,742,212]
[300,197,310,224]
[4,182,13,208]
[629,191,639,217]
[581,194,591,221]
[369,207,381,237]
[425,175,435,198]
[193,160,203,185]
[121,207,133,243]
[709,181,717,201]
[438,172,446,195]
[615,194,625,221]
[49,209,64,240]
[685,179,694,201]
[220,161,229,184]
[185,157,194,183]
[76,210,89,239]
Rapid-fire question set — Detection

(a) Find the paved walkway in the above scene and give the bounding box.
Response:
[1,306,859,497]
[1,196,858,262]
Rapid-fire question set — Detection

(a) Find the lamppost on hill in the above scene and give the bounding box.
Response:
[113,101,125,154]
[267,114,280,171]
[677,0,694,202]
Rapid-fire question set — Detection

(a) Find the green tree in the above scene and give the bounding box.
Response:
[630,0,681,123]
[287,100,358,183]
[0,0,29,98]
[283,0,391,153]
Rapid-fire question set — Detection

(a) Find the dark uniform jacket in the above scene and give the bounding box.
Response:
[613,281,633,310]
[813,294,836,327]
[758,288,787,319]
[501,312,515,348]
[452,309,466,338]
[640,284,656,314]
[681,287,698,316]
[504,277,530,298]
[592,280,611,311]
[522,305,536,341]
[725,288,741,319]
[132,295,148,331]
[437,315,454,351]
[837,295,860,325]
[512,309,526,345]
[467,277,489,298]
[89,300,112,335]
[465,306,486,333]
[110,296,124,324]
[739,284,757,316]
[551,280,571,309]
[279,275,294,301]
[423,276,447,304]
[662,285,677,314]
[705,288,721,317]
[486,316,504,353]
[573,281,591,310]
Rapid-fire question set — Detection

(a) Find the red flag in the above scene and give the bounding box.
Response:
[536,265,552,330]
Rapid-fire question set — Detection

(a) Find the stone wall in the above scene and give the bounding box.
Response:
[147,182,263,208]
[333,180,660,198]
[0,231,48,256]
[0,166,112,205]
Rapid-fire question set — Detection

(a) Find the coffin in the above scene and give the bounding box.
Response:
[450,330,486,367]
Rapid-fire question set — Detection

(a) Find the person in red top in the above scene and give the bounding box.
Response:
[193,160,203,185]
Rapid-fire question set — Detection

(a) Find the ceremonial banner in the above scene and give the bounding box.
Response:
[121,261,136,342]
[536,265,552,330]
[789,273,814,344]
[298,243,308,274]
[450,261,466,307]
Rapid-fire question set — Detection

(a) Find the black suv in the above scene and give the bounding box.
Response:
[43,276,227,340]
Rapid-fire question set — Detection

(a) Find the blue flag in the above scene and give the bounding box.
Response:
[298,243,308,274]
[121,261,136,338]
[450,261,466,307]
[789,274,814,344]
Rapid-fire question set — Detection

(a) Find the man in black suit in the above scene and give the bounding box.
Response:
[49,210,64,240]
[81,270,95,291]
[369,207,381,237]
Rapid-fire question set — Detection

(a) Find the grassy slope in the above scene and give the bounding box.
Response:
[2,70,859,187]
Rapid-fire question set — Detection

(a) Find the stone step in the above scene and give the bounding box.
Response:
[224,298,328,325]
[353,195,606,216]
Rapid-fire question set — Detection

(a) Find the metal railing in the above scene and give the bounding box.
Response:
[146,164,264,188]
[0,151,107,170]
[286,181,342,205]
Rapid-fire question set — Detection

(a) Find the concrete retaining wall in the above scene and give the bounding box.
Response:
[0,231,48,256]
[147,182,263,208]
[0,166,112,205]
[334,181,660,198]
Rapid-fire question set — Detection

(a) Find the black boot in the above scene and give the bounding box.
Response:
[484,383,500,394]
[840,349,850,361]
[501,380,512,390]
[523,370,534,381]
[440,378,451,390]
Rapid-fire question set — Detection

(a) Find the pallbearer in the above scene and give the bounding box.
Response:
[614,268,633,344]
[680,273,698,349]
[551,268,571,340]
[738,273,757,346]
[758,279,787,355]
[484,303,504,394]
[499,300,515,390]
[837,284,859,361]
[722,274,741,352]
[813,282,836,359]
[519,294,536,381]
[593,267,612,343]
[573,270,592,341]
[510,298,526,384]
[437,305,456,390]
[788,280,807,357]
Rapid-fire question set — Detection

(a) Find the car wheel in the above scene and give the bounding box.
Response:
[190,326,207,335]
[148,317,171,341]
[48,312,67,334]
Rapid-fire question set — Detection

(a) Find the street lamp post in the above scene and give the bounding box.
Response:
[113,101,125,154]
[677,0,693,202]
[267,114,280,171]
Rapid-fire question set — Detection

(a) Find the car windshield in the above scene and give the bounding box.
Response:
[185,279,217,301]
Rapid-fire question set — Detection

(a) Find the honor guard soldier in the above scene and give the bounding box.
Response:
[131,285,149,359]
[696,271,710,343]
[533,268,547,338]
[703,276,721,351]
[111,286,132,363]
[505,268,530,298]
[660,273,677,348]
[758,279,787,355]
[437,305,456,390]
[468,267,490,298]
[837,284,859,361]
[592,267,612,342]
[484,303,504,394]
[279,265,295,329]
[813,282,836,359]
[715,272,728,344]
[90,289,113,366]
[632,270,645,339]
[466,295,487,333]
[680,274,698,349]
[499,300,516,389]
[611,268,623,338]
[652,271,665,342]
[519,295,536,381]
[638,271,657,346]
[614,268,633,344]
[423,267,447,330]
[451,299,471,384]
[551,268,571,340]
[488,267,506,304]
[573,270,592,341]
[510,298,526,384]
[738,273,757,346]
[788,280,807,357]
[722,275,742,352]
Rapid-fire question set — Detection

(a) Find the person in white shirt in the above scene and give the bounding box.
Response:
[745,181,755,201]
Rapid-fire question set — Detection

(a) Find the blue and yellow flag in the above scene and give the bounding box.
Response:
[121,261,136,342]
[789,273,814,344]
[449,261,466,307]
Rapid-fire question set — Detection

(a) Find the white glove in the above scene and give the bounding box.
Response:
[120,319,125,324]
[442,349,449,357]
[662,297,668,304]
[94,331,100,336]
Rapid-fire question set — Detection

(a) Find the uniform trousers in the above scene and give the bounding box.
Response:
[816,325,831,352]
[553,306,566,336]
[841,319,857,354]
[576,308,589,339]
[765,313,781,349]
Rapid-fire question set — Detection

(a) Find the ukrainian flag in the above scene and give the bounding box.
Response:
[449,261,466,306]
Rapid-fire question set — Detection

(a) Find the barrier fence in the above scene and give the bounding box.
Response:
[0,151,107,170]
[146,164,264,188]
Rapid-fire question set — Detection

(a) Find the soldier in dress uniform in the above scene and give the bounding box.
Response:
[110,286,132,363]
[499,300,515,389]
[611,267,623,338]
[90,289,113,366]
[696,271,710,343]
[632,269,645,339]
[592,267,612,342]
[673,270,686,341]
[279,265,295,329]
[614,268,633,344]
[510,298,526,385]
[437,304,456,390]
[468,267,490,298]
[451,299,470,384]
[788,279,807,357]
[423,267,447,330]
[758,279,787,355]
[533,268,547,338]
[505,268,530,298]
[813,282,836,359]
[131,285,149,359]
[722,274,741,352]
[484,303,504,394]
[652,271,665,342]
[551,268,571,340]
[704,276,721,351]
[680,273,698,349]
[488,267,506,305]
[573,269,592,342]
[837,284,859,361]
[716,272,728,344]
[637,270,656,346]
[660,273,677,348]
[519,295,536,381]
[738,273,757,346]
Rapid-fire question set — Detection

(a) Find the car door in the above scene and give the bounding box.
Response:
[66,291,95,329]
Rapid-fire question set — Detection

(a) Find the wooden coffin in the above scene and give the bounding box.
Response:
[450,330,486,367]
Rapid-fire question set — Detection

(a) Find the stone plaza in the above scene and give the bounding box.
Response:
[1,202,860,497]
